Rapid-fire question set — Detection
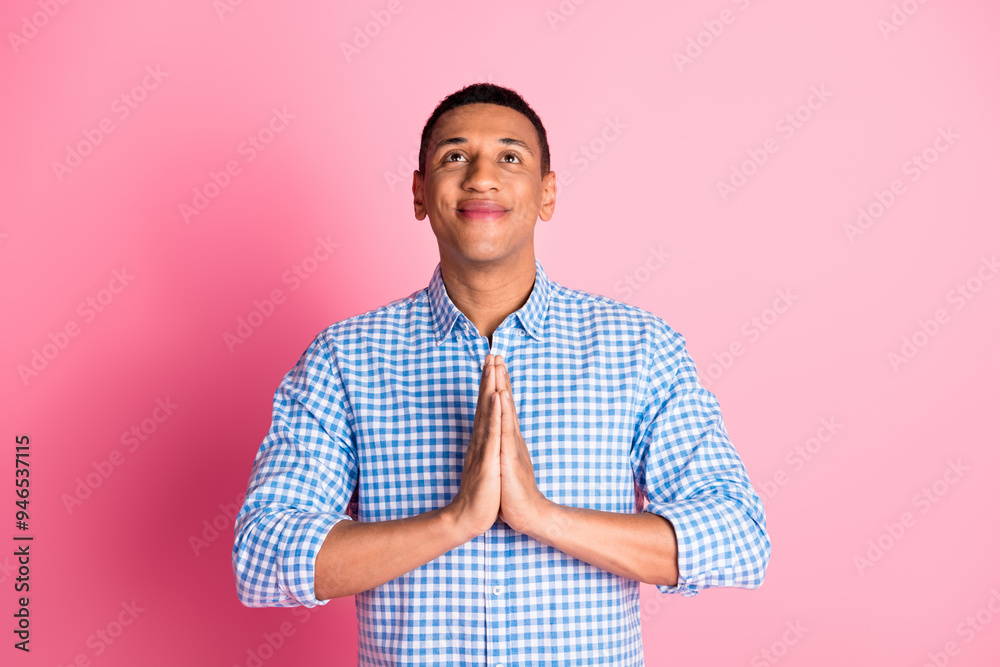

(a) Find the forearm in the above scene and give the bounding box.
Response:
[522,500,679,586]
[314,505,472,600]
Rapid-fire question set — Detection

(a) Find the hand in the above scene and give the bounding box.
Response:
[447,354,502,539]
[494,356,549,533]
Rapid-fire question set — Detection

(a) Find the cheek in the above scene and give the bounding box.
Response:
[511,185,542,216]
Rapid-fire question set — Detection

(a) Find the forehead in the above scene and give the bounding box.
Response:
[429,103,537,150]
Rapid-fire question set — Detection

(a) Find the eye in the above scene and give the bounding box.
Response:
[500,153,521,164]
[444,152,467,162]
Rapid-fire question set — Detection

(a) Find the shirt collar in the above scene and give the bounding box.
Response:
[427,257,552,344]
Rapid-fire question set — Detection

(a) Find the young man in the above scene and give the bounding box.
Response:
[233,83,771,665]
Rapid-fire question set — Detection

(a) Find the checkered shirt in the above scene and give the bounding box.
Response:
[233,258,771,665]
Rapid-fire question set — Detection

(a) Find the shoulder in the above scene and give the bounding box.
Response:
[546,279,684,349]
[314,287,430,351]
[548,280,707,400]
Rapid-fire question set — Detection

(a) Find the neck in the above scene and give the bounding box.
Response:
[439,252,537,344]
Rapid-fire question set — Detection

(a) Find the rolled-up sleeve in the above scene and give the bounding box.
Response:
[630,324,771,597]
[232,332,358,608]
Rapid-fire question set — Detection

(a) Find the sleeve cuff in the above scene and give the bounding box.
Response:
[642,501,745,597]
[277,512,351,607]
[235,510,351,608]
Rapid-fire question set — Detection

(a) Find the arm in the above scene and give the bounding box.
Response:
[630,327,771,596]
[490,361,679,585]
[315,355,506,599]
[318,483,679,601]
[314,506,467,599]
[232,334,360,607]
[523,502,680,586]
[492,326,770,596]
[234,340,506,605]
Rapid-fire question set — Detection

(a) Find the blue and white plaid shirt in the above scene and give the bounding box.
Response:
[233,258,770,665]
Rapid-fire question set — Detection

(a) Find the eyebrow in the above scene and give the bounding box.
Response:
[435,137,535,157]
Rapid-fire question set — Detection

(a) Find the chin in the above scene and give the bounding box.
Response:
[447,248,508,265]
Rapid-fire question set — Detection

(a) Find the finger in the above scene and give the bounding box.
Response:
[486,362,498,399]
[492,355,501,391]
[472,364,497,441]
[479,357,498,398]
[493,357,508,391]
[484,354,498,393]
[499,390,515,446]
[503,382,521,432]
[487,393,501,452]
[496,364,518,427]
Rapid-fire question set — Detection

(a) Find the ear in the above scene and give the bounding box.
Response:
[538,170,557,222]
[412,169,427,221]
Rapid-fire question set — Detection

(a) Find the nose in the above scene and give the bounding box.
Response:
[462,154,501,192]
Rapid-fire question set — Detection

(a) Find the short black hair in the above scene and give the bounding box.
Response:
[418,83,550,177]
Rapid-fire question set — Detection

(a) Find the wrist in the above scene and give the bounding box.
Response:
[517,495,562,543]
[438,501,479,545]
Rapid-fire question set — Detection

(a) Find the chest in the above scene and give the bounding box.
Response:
[345,339,645,519]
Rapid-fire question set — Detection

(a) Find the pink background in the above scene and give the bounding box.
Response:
[3,0,999,665]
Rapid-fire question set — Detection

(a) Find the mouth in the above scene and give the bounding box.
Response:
[457,199,509,222]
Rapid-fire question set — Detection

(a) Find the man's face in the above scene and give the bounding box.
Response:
[413,103,556,269]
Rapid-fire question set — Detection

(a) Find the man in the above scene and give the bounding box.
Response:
[233,83,771,665]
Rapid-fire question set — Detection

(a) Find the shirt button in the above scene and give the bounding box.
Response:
[492,585,504,596]
[519,330,526,337]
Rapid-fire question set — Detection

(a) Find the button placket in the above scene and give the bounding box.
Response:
[485,524,508,667]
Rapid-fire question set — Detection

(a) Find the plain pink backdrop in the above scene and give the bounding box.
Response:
[3,1,999,665]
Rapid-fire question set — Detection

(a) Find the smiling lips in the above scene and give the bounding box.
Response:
[457,199,508,221]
